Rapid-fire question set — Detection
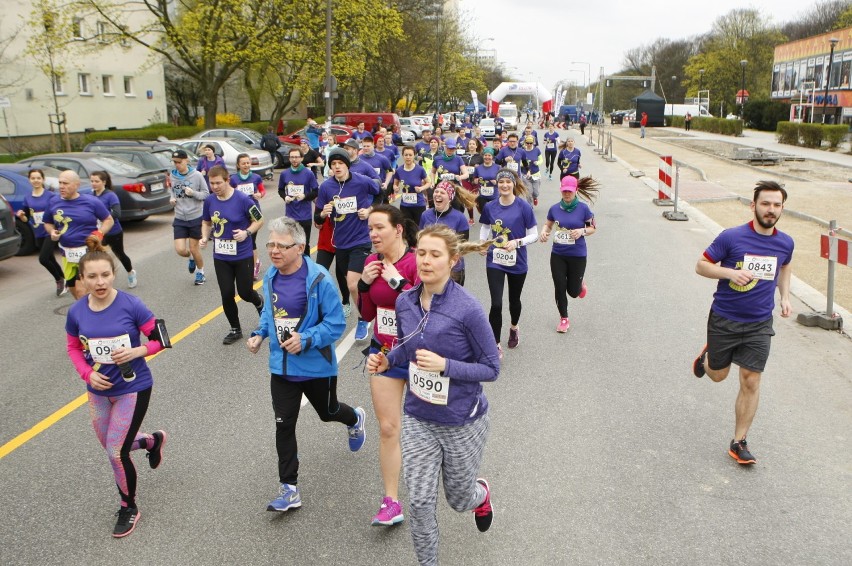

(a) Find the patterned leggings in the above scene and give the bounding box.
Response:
[402,412,490,566]
[88,388,153,508]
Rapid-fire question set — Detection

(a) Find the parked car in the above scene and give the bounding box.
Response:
[177,138,274,178]
[399,117,425,139]
[84,140,200,168]
[280,125,353,146]
[331,112,402,134]
[398,129,415,144]
[17,153,172,222]
[610,110,629,125]
[409,116,434,132]
[478,118,496,138]
[0,193,21,261]
[196,128,295,169]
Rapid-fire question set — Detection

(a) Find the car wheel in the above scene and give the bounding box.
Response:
[14,218,36,256]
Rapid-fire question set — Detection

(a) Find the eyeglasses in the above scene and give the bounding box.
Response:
[265,242,299,251]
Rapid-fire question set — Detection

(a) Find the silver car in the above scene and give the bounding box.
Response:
[399,117,425,139]
[177,138,274,179]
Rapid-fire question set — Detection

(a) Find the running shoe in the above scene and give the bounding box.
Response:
[548,173,552,180]
[55,279,67,297]
[348,407,366,452]
[253,259,261,281]
[507,327,520,349]
[267,483,302,512]
[128,270,138,289]
[556,318,570,333]
[578,281,587,299]
[473,479,493,533]
[497,344,503,360]
[223,328,243,345]
[729,439,757,465]
[371,497,404,526]
[147,430,167,470]
[343,304,352,319]
[194,271,206,286]
[188,257,196,274]
[693,344,708,378]
[113,506,140,538]
[355,319,370,341]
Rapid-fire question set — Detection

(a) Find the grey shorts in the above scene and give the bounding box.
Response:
[706,310,775,373]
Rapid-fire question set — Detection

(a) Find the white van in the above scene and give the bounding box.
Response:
[498,103,519,130]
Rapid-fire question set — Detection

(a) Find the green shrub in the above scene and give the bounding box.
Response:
[776,122,799,145]
[775,122,849,149]
[683,116,742,136]
[84,125,203,143]
[282,119,306,134]
[824,125,849,148]
[668,115,685,128]
[799,123,824,148]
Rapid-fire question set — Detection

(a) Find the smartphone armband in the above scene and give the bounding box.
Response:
[249,205,263,222]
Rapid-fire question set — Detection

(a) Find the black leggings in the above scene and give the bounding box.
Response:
[104,232,133,273]
[271,375,357,485]
[545,150,557,174]
[214,257,262,329]
[550,254,587,318]
[297,219,312,256]
[485,267,527,343]
[315,249,350,306]
[400,205,425,226]
[36,236,64,281]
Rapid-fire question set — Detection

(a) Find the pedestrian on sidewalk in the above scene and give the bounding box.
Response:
[684,112,692,131]
[692,181,794,465]
[640,112,648,138]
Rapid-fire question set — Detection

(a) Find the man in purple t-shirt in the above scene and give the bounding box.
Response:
[692,181,794,466]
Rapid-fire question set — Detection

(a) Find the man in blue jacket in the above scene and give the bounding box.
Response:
[247,216,366,513]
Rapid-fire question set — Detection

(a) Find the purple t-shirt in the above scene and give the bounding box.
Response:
[66,290,155,396]
[350,130,370,140]
[360,152,393,180]
[378,146,398,165]
[94,190,122,235]
[270,261,314,381]
[432,154,465,179]
[480,197,536,274]
[278,167,318,222]
[197,155,226,185]
[420,207,470,271]
[24,191,58,239]
[202,190,257,261]
[546,201,594,258]
[558,148,581,175]
[496,145,525,170]
[315,173,378,250]
[229,172,264,199]
[473,163,500,203]
[44,193,112,248]
[704,222,795,323]
[522,147,542,175]
[543,132,560,151]
[393,164,428,207]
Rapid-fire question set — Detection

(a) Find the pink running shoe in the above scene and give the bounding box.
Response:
[578,281,587,299]
[556,318,570,333]
[473,478,493,532]
[371,497,404,526]
[253,260,262,281]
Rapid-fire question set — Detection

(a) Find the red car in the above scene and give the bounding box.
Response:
[279,125,353,146]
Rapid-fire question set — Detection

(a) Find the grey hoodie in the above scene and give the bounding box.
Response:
[170,167,209,221]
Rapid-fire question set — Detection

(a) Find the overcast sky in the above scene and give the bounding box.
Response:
[460,0,812,93]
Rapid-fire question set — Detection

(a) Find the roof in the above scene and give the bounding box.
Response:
[632,89,665,102]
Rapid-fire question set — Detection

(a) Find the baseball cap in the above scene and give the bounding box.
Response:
[343,138,361,150]
[171,149,188,159]
[524,136,535,144]
[444,137,457,149]
[560,176,578,192]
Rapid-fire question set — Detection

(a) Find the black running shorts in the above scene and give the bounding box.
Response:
[706,310,775,373]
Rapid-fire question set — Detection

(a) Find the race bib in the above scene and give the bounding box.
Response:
[409,362,449,405]
[63,245,86,264]
[236,183,255,196]
[214,238,237,255]
[465,166,476,175]
[88,334,132,365]
[547,142,556,149]
[373,167,381,175]
[507,162,519,172]
[553,230,575,245]
[274,317,299,340]
[440,173,454,181]
[531,173,541,181]
[493,247,517,267]
[376,307,397,336]
[480,185,494,197]
[287,184,305,198]
[743,254,778,281]
[402,193,418,204]
[32,211,44,226]
[334,196,358,215]
[457,148,465,155]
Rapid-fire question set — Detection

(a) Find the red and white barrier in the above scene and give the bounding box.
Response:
[654,155,674,206]
[821,234,850,266]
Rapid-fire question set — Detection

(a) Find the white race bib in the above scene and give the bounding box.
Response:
[274,317,299,340]
[32,211,44,226]
[376,307,397,336]
[493,247,517,267]
[88,334,132,365]
[237,183,255,196]
[402,193,418,204]
[287,184,304,198]
[480,185,494,197]
[214,238,237,255]
[334,196,358,215]
[553,230,575,245]
[531,173,541,181]
[465,166,475,175]
[63,245,86,264]
[743,254,778,281]
[457,148,465,155]
[507,162,519,172]
[409,362,449,405]
[547,142,556,149]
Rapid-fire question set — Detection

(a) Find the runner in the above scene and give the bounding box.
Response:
[430,137,468,195]
[460,138,483,224]
[366,224,499,565]
[520,135,543,206]
[357,205,420,527]
[543,124,560,180]
[414,130,433,164]
[65,236,169,537]
[315,147,381,341]
[343,138,381,190]
[299,138,325,179]
[200,166,265,345]
[378,133,399,167]
[419,181,474,286]
[229,153,267,280]
[278,146,319,256]
[479,169,537,355]
[168,149,209,285]
[538,176,599,332]
[15,169,64,295]
[692,181,794,465]
[495,133,524,177]
[393,146,430,225]
[247,216,366,513]
[196,144,226,186]
[521,123,539,147]
[90,171,137,288]
[557,137,582,180]
[472,148,500,215]
[359,135,394,204]
[43,171,114,300]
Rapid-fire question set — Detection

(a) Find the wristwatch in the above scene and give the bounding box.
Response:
[389,277,408,291]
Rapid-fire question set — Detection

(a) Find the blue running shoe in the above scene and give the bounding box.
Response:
[355,319,369,341]
[188,257,196,274]
[194,271,206,286]
[348,407,366,452]
[267,483,301,512]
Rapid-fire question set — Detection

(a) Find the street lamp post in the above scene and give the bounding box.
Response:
[571,61,591,96]
[822,37,840,124]
[698,68,704,107]
[671,75,677,116]
[739,59,747,118]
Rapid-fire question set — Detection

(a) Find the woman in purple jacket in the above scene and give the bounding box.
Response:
[367,224,499,566]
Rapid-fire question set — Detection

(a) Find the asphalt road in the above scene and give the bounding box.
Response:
[1,133,850,565]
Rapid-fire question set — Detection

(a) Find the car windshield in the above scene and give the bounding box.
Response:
[228,139,254,152]
[90,156,144,175]
[240,130,261,142]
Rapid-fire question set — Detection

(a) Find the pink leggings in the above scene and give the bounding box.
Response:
[88,388,153,508]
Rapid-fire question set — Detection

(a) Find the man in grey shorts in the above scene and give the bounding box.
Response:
[692,181,794,465]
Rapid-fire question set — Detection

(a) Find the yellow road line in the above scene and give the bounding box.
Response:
[0,247,317,460]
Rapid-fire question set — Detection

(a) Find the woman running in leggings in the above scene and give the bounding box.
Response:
[65,236,168,538]
[16,169,65,295]
[91,171,137,288]
[539,175,599,333]
[479,169,537,355]
[543,123,560,179]
[367,224,499,566]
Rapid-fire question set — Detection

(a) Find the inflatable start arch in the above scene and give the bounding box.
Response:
[488,82,553,115]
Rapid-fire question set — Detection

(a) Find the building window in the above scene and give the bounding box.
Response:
[96,21,108,43]
[25,89,34,101]
[72,18,83,40]
[53,74,64,95]
[123,76,134,96]
[102,75,113,96]
[79,73,91,95]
